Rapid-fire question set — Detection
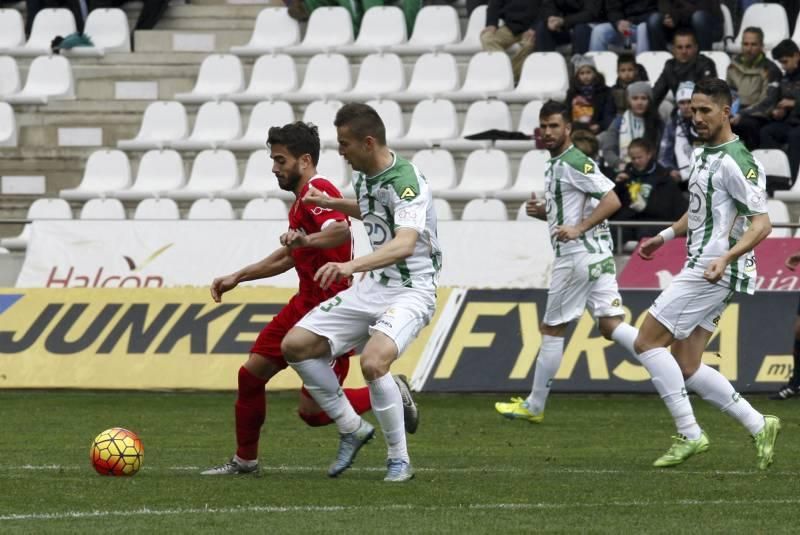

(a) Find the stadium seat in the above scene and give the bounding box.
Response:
[443,4,486,54]
[442,99,513,151]
[283,7,354,55]
[0,198,72,251]
[495,99,542,151]
[774,167,800,202]
[411,148,457,193]
[229,7,300,56]
[393,98,458,150]
[754,148,792,181]
[705,51,730,78]
[392,5,460,54]
[341,53,405,101]
[8,8,75,56]
[338,6,407,55]
[222,149,287,201]
[241,198,289,219]
[386,52,459,103]
[283,53,352,103]
[302,99,343,147]
[0,55,20,96]
[515,202,549,235]
[224,100,294,150]
[228,54,297,103]
[495,149,548,201]
[115,149,186,200]
[80,198,126,220]
[117,101,189,150]
[317,149,349,189]
[0,9,25,50]
[167,149,239,200]
[187,198,236,220]
[712,3,734,51]
[366,98,405,142]
[498,53,568,102]
[636,51,671,82]
[728,3,789,52]
[433,198,453,220]
[794,11,800,46]
[767,199,791,238]
[174,54,245,103]
[171,101,242,150]
[441,149,511,201]
[0,102,17,146]
[441,51,513,102]
[461,198,508,220]
[586,51,617,86]
[60,149,132,201]
[65,8,130,56]
[4,55,75,104]
[133,198,180,220]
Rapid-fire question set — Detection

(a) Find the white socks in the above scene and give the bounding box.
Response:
[526,335,565,415]
[685,364,765,435]
[638,348,702,440]
[611,322,638,356]
[289,359,361,434]
[368,373,408,461]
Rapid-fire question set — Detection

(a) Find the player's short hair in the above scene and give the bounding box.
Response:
[693,78,733,107]
[742,26,764,45]
[628,137,654,154]
[334,103,386,145]
[267,121,320,165]
[772,39,800,61]
[673,27,697,44]
[617,53,636,68]
[539,100,570,123]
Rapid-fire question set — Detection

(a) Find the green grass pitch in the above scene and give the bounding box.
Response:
[0,390,796,533]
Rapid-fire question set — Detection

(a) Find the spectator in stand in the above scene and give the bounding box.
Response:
[481,0,542,80]
[659,81,698,184]
[647,0,723,52]
[589,0,657,55]
[534,0,599,54]
[760,39,800,180]
[599,81,664,174]
[652,28,716,106]
[571,128,600,159]
[611,53,649,115]
[566,55,616,134]
[727,27,783,150]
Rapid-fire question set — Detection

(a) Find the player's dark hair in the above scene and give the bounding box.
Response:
[742,26,764,45]
[772,39,800,61]
[334,103,386,145]
[693,77,733,107]
[673,27,697,44]
[617,53,636,68]
[539,100,570,123]
[267,121,320,165]
[628,137,654,154]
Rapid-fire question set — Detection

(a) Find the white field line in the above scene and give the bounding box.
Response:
[3,499,800,522]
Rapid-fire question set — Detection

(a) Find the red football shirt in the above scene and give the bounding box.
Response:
[288,176,352,304]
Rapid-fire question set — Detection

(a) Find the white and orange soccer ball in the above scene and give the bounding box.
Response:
[90,427,144,476]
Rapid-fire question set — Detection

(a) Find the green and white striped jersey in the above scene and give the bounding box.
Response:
[684,136,768,294]
[353,153,442,291]
[544,145,615,257]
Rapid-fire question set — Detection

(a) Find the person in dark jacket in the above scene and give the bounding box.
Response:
[481,0,542,79]
[611,53,649,115]
[760,39,800,180]
[651,28,716,106]
[589,0,657,54]
[566,55,616,133]
[647,0,723,52]
[534,0,600,54]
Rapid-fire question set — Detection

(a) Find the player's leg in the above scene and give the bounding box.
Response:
[591,270,638,354]
[771,299,800,399]
[297,356,372,426]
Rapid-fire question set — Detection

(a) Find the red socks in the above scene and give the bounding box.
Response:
[235,366,267,461]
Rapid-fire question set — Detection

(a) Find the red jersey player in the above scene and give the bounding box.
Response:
[202,122,379,475]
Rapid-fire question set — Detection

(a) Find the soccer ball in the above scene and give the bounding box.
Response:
[90,427,144,476]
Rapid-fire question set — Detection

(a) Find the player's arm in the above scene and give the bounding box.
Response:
[555,190,621,241]
[704,212,771,283]
[302,185,362,220]
[281,220,350,250]
[210,247,295,303]
[638,212,688,260]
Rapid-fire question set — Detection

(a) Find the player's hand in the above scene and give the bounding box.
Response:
[703,257,727,283]
[526,193,546,218]
[785,252,800,270]
[638,235,664,260]
[302,185,329,208]
[280,229,308,249]
[210,274,239,303]
[554,225,582,242]
[315,261,354,290]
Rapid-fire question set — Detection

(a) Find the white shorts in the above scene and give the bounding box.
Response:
[649,267,734,340]
[543,253,625,326]
[295,275,436,357]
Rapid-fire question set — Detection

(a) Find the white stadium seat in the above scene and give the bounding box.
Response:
[167,149,239,201]
[80,198,126,220]
[60,150,132,201]
[65,8,130,56]
[392,5,460,54]
[115,149,186,200]
[223,149,287,201]
[284,7,354,55]
[704,51,730,78]
[0,102,17,146]
[515,202,550,237]
[133,198,180,220]
[498,53,568,102]
[242,198,289,219]
[412,149,457,193]
[283,53,351,103]
[225,100,294,151]
[442,51,513,102]
[366,98,405,142]
[5,55,75,104]
[443,4,486,54]
[174,54,245,103]
[442,99,512,151]
[0,9,25,50]
[586,51,618,86]
[9,8,75,56]
[118,101,189,150]
[729,3,789,52]
[230,7,300,56]
[636,51,671,82]
[433,198,454,220]
[461,198,508,220]
[187,198,236,220]
[713,3,734,51]
[387,52,459,103]
[317,149,349,189]
[0,55,20,96]
[171,101,241,150]
[229,54,298,103]
[302,99,343,147]
[393,98,458,150]
[0,198,72,251]
[441,148,511,201]
[767,199,791,238]
[754,149,792,180]
[338,6,407,55]
[342,53,405,101]
[495,149,549,201]
[794,11,800,45]
[496,99,542,151]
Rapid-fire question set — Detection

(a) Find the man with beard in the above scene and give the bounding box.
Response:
[201,122,416,476]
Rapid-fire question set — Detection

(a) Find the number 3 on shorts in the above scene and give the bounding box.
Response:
[320,296,342,312]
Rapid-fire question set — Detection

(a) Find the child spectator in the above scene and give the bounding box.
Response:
[658,81,698,183]
[566,55,616,134]
[611,53,649,115]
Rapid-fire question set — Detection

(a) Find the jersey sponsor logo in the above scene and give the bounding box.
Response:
[363,214,392,246]
[750,190,766,210]
[583,163,594,174]
[687,181,706,231]
[400,186,417,200]
[396,206,419,223]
